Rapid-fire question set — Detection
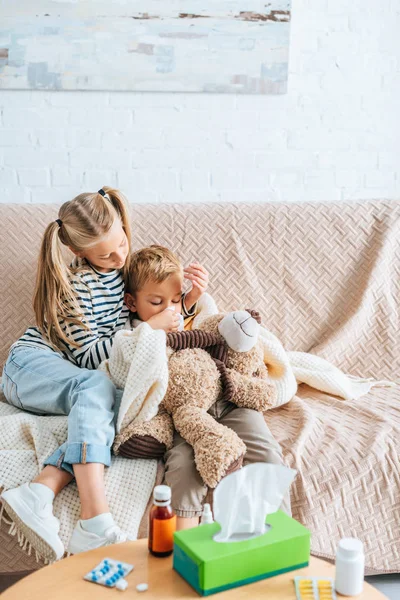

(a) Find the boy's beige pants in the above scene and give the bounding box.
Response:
[164,397,291,518]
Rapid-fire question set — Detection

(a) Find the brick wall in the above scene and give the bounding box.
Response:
[0,0,399,204]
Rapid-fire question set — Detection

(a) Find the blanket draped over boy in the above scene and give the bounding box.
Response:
[101,293,394,436]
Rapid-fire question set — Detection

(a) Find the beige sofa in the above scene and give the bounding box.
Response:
[0,199,399,586]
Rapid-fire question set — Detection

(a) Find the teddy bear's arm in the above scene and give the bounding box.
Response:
[227,369,278,411]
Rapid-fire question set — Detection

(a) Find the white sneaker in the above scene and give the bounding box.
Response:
[0,483,64,561]
[68,522,133,555]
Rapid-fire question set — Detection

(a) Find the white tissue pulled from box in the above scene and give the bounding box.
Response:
[213,463,296,543]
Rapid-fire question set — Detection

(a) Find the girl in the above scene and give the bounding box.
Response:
[1,187,134,561]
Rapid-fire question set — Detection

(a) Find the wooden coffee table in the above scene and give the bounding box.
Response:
[2,539,387,599]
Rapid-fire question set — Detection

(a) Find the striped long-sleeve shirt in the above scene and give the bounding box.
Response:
[13,258,129,369]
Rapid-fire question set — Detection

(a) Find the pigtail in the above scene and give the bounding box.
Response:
[33,221,87,351]
[101,186,132,281]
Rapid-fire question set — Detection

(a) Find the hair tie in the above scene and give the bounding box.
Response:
[55,218,62,228]
[98,189,106,197]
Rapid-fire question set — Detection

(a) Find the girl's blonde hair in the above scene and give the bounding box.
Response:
[34,186,131,352]
[127,245,182,295]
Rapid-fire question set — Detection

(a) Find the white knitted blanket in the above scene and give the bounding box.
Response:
[0,401,157,557]
[99,322,169,433]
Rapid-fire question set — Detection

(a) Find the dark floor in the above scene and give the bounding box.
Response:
[0,571,31,593]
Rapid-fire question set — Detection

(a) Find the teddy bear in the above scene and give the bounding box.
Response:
[113,309,277,488]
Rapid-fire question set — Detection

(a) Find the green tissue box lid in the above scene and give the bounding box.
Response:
[174,510,309,564]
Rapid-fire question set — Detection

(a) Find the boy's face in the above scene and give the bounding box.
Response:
[125,272,183,321]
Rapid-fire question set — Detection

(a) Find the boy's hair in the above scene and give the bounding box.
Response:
[34,186,131,352]
[127,245,183,294]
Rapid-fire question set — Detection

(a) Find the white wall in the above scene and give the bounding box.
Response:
[0,0,399,205]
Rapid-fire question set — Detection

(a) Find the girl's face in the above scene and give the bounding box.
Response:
[77,219,129,272]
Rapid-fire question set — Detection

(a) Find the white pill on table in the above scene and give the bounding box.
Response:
[136,583,148,592]
[116,579,128,591]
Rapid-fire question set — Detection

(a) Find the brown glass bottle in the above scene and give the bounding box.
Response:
[148,485,176,557]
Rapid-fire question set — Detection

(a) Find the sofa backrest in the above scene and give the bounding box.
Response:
[1,200,399,378]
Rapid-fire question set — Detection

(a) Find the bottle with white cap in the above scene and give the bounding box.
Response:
[335,537,364,596]
[200,503,214,525]
[148,485,176,557]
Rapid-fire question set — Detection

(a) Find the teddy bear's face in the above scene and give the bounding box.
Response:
[198,313,268,379]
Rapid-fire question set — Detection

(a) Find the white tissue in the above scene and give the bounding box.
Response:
[165,307,185,331]
[213,463,296,543]
[177,313,184,331]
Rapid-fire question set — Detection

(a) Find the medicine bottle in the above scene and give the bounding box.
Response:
[148,485,176,557]
[200,503,214,525]
[335,537,364,596]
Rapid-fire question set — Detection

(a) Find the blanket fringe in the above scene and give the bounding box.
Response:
[0,497,49,565]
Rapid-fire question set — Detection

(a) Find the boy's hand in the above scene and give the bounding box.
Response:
[184,263,209,309]
[147,308,180,333]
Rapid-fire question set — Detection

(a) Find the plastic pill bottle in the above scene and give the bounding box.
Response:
[148,485,176,557]
[335,537,364,596]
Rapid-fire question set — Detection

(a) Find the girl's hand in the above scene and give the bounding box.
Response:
[147,309,180,333]
[184,262,209,309]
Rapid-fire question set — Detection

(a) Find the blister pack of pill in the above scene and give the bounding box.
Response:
[83,558,134,589]
[294,576,337,600]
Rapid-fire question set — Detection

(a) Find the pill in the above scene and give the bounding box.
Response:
[136,583,148,592]
[116,579,128,591]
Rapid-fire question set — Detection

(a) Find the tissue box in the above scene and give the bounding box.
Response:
[173,510,310,596]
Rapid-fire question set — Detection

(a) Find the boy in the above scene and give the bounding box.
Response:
[125,246,289,530]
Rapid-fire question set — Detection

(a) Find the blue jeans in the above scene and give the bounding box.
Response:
[2,345,118,476]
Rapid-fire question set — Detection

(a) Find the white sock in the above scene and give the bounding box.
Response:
[29,482,55,504]
[80,512,115,535]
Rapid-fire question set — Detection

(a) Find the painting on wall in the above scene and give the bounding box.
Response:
[0,1,292,94]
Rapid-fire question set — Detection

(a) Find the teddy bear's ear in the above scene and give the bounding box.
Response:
[245,309,262,324]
